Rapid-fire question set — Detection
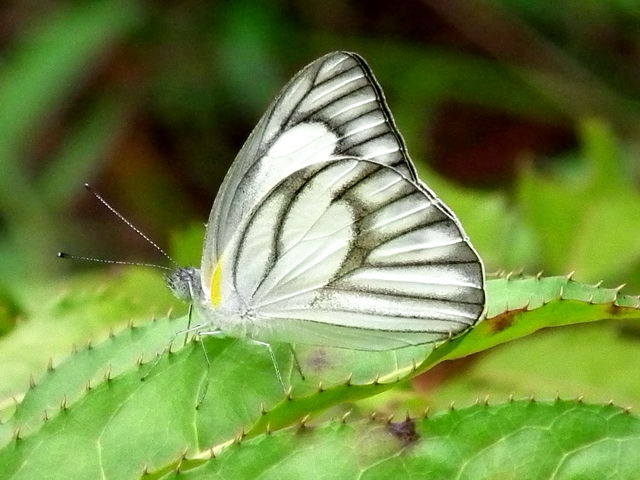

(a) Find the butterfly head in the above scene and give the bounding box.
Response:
[165,266,202,303]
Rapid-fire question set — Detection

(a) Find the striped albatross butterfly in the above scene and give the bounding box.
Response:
[165,51,486,384]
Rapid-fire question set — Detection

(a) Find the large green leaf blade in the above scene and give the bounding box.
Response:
[160,400,640,479]
[1,275,639,479]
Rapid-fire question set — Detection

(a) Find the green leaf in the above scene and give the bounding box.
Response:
[427,274,640,366]
[0,268,180,405]
[167,400,640,479]
[0,275,638,479]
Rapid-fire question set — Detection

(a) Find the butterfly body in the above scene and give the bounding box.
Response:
[166,265,257,341]
[166,51,485,354]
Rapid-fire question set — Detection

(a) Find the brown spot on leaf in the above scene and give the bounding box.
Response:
[606,303,622,316]
[487,308,526,333]
[388,418,419,444]
[305,348,331,372]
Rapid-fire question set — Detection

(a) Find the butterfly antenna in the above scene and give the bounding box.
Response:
[57,252,171,271]
[83,183,179,267]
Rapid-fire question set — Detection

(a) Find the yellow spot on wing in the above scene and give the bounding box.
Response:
[210,258,223,307]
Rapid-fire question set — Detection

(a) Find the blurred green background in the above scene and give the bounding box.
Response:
[1,0,639,408]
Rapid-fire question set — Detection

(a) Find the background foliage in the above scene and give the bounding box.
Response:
[1,0,640,461]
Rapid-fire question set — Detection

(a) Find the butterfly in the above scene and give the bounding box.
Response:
[165,51,486,385]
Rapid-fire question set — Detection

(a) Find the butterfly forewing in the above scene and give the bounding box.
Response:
[201,52,418,285]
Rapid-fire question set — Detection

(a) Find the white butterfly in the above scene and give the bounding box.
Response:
[166,52,485,382]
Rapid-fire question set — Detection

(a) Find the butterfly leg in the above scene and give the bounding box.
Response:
[183,303,194,346]
[288,344,305,380]
[190,329,225,408]
[140,324,219,393]
[250,340,286,392]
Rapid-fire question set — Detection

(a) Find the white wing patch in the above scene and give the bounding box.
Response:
[267,123,335,160]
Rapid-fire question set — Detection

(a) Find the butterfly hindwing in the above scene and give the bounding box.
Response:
[218,158,484,350]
